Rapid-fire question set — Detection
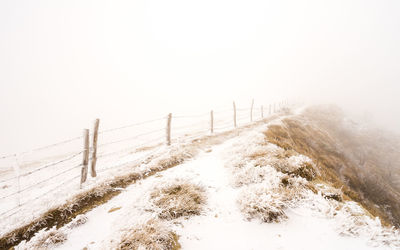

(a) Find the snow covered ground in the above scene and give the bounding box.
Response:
[14,114,400,250]
[0,107,256,238]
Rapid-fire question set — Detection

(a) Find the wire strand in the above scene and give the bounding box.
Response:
[0,151,83,184]
[0,163,82,200]
[97,128,164,148]
[98,117,165,135]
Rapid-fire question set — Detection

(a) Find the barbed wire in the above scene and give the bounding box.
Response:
[173,111,210,119]
[0,136,83,160]
[0,163,82,200]
[96,144,165,175]
[98,116,165,135]
[97,136,164,160]
[0,151,83,185]
[172,121,209,131]
[97,128,165,148]
[0,173,81,218]
[0,101,290,220]
[0,102,284,161]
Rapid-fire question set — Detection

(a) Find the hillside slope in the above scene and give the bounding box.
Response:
[266,106,400,228]
[11,106,400,249]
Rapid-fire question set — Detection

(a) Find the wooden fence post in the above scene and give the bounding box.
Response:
[80,129,89,188]
[166,113,172,146]
[250,99,254,122]
[210,110,214,134]
[90,119,99,177]
[233,101,237,128]
[261,105,264,119]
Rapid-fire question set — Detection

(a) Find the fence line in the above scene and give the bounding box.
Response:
[0,163,83,200]
[0,173,82,218]
[0,151,83,184]
[0,99,291,221]
[0,136,83,160]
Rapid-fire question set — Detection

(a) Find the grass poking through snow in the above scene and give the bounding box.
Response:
[117,219,181,250]
[150,181,206,220]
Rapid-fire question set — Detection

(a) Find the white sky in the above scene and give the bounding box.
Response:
[1,0,400,155]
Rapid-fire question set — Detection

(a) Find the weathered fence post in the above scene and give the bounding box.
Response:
[210,110,214,134]
[233,101,237,128]
[80,129,90,188]
[250,99,254,122]
[90,119,99,177]
[166,113,172,146]
[261,105,264,119]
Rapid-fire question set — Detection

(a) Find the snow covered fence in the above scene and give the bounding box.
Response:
[0,99,290,222]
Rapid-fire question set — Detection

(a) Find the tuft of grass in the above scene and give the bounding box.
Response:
[238,185,304,223]
[151,181,206,220]
[117,219,181,250]
[18,227,67,250]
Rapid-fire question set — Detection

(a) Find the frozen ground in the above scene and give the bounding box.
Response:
[14,115,400,250]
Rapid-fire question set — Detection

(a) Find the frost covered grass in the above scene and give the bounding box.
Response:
[2,121,257,249]
[264,106,400,228]
[150,181,206,220]
[224,128,316,223]
[223,123,400,248]
[117,219,181,250]
[16,227,67,250]
[0,144,198,249]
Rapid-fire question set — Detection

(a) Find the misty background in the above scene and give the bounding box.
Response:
[0,0,399,155]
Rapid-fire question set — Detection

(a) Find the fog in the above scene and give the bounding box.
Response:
[1,0,399,155]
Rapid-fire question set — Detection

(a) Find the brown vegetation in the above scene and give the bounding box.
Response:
[239,185,306,223]
[117,219,181,250]
[264,105,400,228]
[150,182,206,220]
[0,113,280,249]
[0,147,196,249]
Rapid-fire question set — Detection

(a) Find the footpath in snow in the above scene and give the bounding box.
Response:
[16,120,399,250]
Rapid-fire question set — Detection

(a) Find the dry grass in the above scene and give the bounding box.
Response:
[19,227,67,250]
[150,182,206,220]
[264,105,400,228]
[117,219,181,250]
[0,146,199,249]
[1,113,279,249]
[239,185,306,223]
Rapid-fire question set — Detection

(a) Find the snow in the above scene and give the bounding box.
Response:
[12,109,400,249]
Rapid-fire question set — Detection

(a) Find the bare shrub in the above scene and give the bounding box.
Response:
[117,219,180,250]
[150,181,206,220]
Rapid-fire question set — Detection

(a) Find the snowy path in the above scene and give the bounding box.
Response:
[173,140,377,250]
[18,125,391,249]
